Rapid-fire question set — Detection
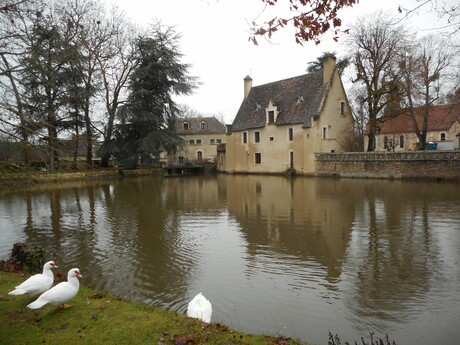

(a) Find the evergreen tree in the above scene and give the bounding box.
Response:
[307,51,350,75]
[100,25,198,168]
[20,9,85,170]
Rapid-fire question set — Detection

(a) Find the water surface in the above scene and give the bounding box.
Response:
[1,175,459,345]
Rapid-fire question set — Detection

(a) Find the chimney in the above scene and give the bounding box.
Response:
[244,75,252,100]
[323,56,337,84]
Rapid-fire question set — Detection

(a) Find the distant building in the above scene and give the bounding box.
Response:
[221,57,354,175]
[170,117,227,165]
[366,103,460,151]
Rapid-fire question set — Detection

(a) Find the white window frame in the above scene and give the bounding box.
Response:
[266,102,278,125]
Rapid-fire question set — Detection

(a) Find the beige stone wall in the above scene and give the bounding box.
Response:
[176,133,226,163]
[225,68,354,175]
[306,68,354,170]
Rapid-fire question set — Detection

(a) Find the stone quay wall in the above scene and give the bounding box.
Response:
[315,151,460,181]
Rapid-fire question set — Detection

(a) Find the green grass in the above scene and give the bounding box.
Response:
[0,271,307,345]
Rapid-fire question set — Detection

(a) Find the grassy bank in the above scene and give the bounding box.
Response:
[0,271,306,345]
[0,167,163,191]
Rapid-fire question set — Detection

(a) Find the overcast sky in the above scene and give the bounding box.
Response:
[106,0,457,124]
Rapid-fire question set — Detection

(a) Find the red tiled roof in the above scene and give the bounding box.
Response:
[366,103,460,135]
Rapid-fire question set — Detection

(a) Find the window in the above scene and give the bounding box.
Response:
[178,156,184,164]
[189,139,195,145]
[340,101,345,115]
[182,122,189,131]
[322,126,328,139]
[384,136,388,149]
[269,136,275,142]
[255,152,261,164]
[399,135,404,148]
[197,151,202,162]
[196,139,201,144]
[210,139,215,144]
[243,132,247,144]
[254,131,260,143]
[440,133,446,141]
[288,128,293,141]
[216,139,222,144]
[268,110,275,124]
[200,122,207,130]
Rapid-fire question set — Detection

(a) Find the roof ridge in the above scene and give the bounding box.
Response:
[252,71,322,89]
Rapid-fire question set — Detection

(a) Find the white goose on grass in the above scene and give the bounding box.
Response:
[27,268,82,310]
[187,292,212,323]
[8,260,58,297]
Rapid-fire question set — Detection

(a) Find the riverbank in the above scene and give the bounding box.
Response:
[0,167,163,191]
[0,271,306,345]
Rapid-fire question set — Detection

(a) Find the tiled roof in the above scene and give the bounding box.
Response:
[176,117,226,135]
[372,103,460,135]
[231,72,328,132]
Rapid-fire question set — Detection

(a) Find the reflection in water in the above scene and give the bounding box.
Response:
[1,176,459,345]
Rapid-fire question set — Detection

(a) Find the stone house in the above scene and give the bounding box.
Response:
[220,57,354,175]
[172,117,227,165]
[368,103,460,151]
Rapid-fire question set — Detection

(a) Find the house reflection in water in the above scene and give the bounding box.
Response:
[225,175,356,285]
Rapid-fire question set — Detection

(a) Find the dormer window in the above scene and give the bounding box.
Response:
[268,111,275,124]
[266,101,278,125]
[182,122,189,131]
[200,121,207,130]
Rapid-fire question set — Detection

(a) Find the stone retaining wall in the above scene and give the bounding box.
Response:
[315,151,460,181]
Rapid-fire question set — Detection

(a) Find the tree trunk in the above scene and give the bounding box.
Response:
[101,108,116,167]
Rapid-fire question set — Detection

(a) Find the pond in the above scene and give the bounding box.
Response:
[1,175,459,345]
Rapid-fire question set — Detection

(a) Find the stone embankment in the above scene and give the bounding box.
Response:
[315,151,460,181]
[0,168,162,190]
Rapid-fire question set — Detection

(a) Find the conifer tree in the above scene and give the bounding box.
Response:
[100,25,197,168]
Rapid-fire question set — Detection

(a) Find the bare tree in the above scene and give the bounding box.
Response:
[347,83,369,151]
[347,11,411,151]
[398,35,457,149]
[0,0,47,164]
[96,10,139,167]
[398,0,460,36]
[62,0,110,167]
[177,104,200,118]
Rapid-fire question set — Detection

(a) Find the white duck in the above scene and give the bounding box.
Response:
[27,268,82,309]
[187,292,212,323]
[8,261,58,297]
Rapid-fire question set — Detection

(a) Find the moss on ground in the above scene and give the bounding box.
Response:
[0,271,307,345]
